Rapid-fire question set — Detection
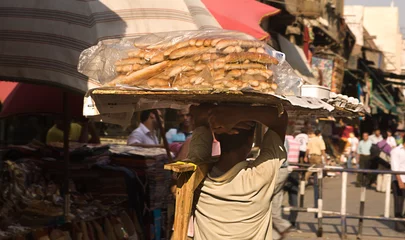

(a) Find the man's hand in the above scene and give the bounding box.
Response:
[304,157,309,163]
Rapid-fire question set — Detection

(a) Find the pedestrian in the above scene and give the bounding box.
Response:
[283,134,300,228]
[347,132,359,168]
[272,131,299,240]
[390,136,405,232]
[375,132,392,192]
[369,129,383,144]
[387,130,397,148]
[295,128,309,164]
[304,130,326,183]
[186,105,288,240]
[356,132,373,187]
[127,110,163,147]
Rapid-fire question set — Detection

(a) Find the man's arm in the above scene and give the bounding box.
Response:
[127,131,163,147]
[304,149,309,163]
[209,106,288,141]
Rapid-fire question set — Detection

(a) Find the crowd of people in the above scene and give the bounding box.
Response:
[44,108,405,237]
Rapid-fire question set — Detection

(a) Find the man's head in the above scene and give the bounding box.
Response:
[177,109,191,129]
[140,109,163,130]
[382,131,388,140]
[362,132,369,141]
[374,129,381,137]
[301,128,307,134]
[387,130,393,137]
[315,130,321,136]
[215,124,256,156]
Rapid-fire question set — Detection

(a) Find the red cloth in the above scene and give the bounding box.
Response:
[341,126,354,139]
[202,0,280,40]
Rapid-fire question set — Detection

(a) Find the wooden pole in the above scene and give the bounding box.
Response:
[63,91,71,222]
[153,109,172,162]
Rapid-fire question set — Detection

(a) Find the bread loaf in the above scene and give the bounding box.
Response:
[108,35,281,93]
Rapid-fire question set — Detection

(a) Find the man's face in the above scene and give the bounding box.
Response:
[375,130,381,137]
[150,110,163,129]
[178,109,191,127]
[388,131,392,137]
[363,133,369,141]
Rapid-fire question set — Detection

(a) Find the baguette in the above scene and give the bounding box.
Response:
[107,61,169,86]
[164,41,190,56]
[245,69,273,79]
[169,46,216,59]
[223,46,243,53]
[168,65,193,77]
[150,53,165,64]
[115,64,143,73]
[227,70,242,78]
[115,58,147,66]
[224,63,267,71]
[216,39,265,50]
[225,52,279,65]
[147,78,170,88]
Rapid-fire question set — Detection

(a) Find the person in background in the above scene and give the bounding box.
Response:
[46,118,100,144]
[390,136,405,232]
[127,110,163,147]
[396,131,405,145]
[387,130,397,148]
[369,129,383,144]
[356,132,373,187]
[375,132,393,192]
[304,130,326,183]
[166,109,192,156]
[347,132,359,168]
[283,133,301,229]
[271,128,296,239]
[295,128,309,164]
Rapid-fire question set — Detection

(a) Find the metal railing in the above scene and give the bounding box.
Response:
[284,164,405,239]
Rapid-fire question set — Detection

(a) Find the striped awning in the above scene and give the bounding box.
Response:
[0,0,221,93]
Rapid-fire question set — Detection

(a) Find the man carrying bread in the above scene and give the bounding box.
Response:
[185,104,287,240]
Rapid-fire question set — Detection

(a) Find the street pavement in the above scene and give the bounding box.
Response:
[282,173,405,239]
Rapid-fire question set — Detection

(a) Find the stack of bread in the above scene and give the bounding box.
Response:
[106,37,280,93]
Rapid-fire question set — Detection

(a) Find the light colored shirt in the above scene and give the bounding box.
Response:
[285,135,300,164]
[295,133,309,152]
[307,136,326,155]
[387,136,397,148]
[127,123,159,145]
[194,130,285,240]
[348,137,359,152]
[369,134,383,144]
[391,145,405,182]
[357,139,372,155]
[46,123,82,144]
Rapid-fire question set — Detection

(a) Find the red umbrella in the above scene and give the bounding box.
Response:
[0,82,18,103]
[202,0,280,40]
[0,81,83,118]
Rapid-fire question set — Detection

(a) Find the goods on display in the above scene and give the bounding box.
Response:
[79,30,302,96]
